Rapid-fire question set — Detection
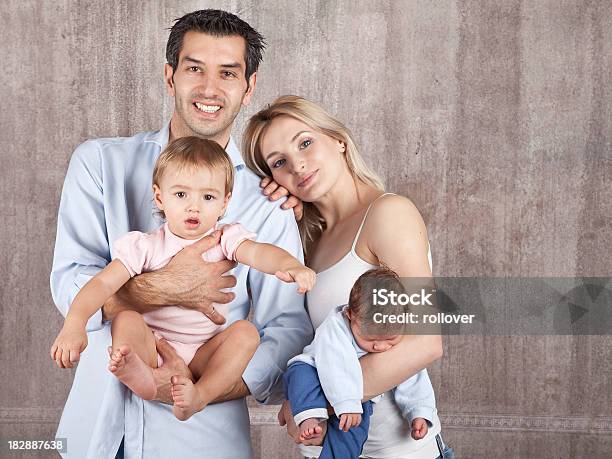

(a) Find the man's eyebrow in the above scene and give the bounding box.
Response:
[263,131,311,162]
[181,57,243,69]
[220,62,243,69]
[182,56,204,65]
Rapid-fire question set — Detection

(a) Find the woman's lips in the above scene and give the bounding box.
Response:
[298,170,318,188]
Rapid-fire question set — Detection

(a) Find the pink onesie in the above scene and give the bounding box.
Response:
[113,222,256,365]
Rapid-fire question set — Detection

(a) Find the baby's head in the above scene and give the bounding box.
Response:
[345,266,406,353]
[152,136,234,239]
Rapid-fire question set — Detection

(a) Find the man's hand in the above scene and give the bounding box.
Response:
[102,231,236,323]
[161,230,236,324]
[260,177,303,221]
[151,337,193,404]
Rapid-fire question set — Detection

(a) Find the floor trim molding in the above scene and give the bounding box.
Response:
[2,407,611,434]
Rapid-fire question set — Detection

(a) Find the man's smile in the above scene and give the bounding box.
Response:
[194,102,222,113]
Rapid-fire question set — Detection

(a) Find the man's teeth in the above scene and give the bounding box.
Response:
[194,102,221,113]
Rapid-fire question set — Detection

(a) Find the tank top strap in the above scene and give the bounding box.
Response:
[350,192,395,252]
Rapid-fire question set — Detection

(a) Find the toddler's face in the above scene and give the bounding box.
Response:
[154,163,230,239]
[347,312,402,353]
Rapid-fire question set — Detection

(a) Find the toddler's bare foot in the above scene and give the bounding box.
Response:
[299,418,326,445]
[108,345,156,400]
[171,375,206,421]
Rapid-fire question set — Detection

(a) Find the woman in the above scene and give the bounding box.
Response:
[243,96,453,458]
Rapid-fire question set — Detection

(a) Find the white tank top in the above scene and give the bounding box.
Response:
[301,193,441,459]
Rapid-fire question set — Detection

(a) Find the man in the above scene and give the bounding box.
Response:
[50,9,312,458]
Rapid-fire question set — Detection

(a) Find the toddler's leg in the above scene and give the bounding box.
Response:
[321,401,373,459]
[171,320,259,421]
[284,361,329,446]
[109,310,158,400]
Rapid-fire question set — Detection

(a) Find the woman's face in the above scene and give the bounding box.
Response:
[259,115,346,202]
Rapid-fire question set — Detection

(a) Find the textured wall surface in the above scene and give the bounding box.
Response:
[1,1,611,458]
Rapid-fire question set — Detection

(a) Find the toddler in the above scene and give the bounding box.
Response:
[51,136,315,421]
[283,267,435,458]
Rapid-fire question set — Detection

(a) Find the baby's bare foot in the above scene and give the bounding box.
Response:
[108,345,156,400]
[299,418,326,445]
[171,375,206,421]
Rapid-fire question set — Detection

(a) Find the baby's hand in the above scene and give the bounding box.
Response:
[275,266,316,294]
[411,417,429,440]
[50,322,88,369]
[338,413,362,432]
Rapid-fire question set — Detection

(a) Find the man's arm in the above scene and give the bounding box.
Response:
[51,140,112,331]
[102,234,237,325]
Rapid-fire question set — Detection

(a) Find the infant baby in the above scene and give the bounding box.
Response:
[283,267,436,458]
[51,136,315,421]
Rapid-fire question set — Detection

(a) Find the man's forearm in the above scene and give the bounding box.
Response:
[102,270,171,321]
[211,378,250,404]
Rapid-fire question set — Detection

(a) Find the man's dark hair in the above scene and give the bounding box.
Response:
[166,9,266,84]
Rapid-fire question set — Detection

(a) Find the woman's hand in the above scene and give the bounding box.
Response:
[278,400,301,443]
[338,413,362,432]
[50,320,88,369]
[260,177,303,221]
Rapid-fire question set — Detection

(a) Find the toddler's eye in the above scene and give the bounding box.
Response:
[175,192,186,198]
[272,158,286,169]
[204,194,214,201]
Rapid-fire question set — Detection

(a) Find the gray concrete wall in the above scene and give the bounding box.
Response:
[1,1,611,458]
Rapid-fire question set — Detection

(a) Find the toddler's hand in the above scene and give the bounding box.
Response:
[411,417,429,440]
[275,266,316,294]
[50,323,88,369]
[338,412,362,432]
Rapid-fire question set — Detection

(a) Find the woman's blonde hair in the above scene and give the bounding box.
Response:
[242,95,384,252]
[153,136,234,219]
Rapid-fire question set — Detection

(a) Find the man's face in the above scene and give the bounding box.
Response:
[165,32,256,145]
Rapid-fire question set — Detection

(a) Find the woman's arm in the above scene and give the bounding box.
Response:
[358,194,443,398]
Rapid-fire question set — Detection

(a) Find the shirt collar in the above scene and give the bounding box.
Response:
[163,221,217,249]
[146,121,245,170]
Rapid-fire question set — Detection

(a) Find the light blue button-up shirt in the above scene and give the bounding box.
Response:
[50,123,313,459]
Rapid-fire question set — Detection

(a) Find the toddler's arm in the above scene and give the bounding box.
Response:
[234,240,315,293]
[393,369,436,435]
[311,315,364,419]
[50,260,131,368]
